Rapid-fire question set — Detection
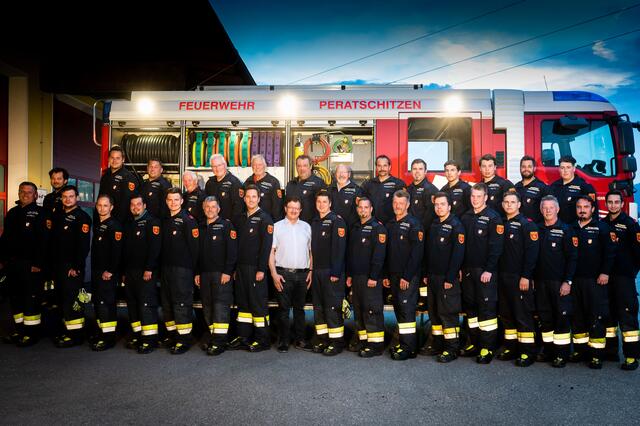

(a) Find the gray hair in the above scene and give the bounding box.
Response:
[209,153,227,167]
[182,170,198,180]
[540,195,559,208]
[251,154,267,166]
[334,163,352,175]
[203,195,219,207]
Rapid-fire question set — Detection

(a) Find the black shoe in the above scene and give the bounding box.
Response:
[496,348,516,361]
[160,337,174,348]
[515,354,534,367]
[126,338,140,350]
[170,343,190,354]
[92,340,115,352]
[348,341,363,352]
[476,348,493,364]
[621,358,638,371]
[87,334,100,345]
[419,345,441,356]
[54,335,82,348]
[358,347,382,358]
[459,344,478,357]
[3,332,21,344]
[312,342,328,354]
[228,337,250,351]
[294,340,313,351]
[551,356,567,368]
[323,345,341,356]
[588,357,603,370]
[536,351,552,363]
[137,342,154,354]
[437,351,457,363]
[569,351,584,363]
[206,344,226,356]
[16,335,38,347]
[247,341,270,353]
[277,343,289,353]
[391,347,416,361]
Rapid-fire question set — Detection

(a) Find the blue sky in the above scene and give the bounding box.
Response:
[212,0,640,120]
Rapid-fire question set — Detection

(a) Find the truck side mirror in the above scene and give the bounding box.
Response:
[618,121,636,155]
[622,156,637,173]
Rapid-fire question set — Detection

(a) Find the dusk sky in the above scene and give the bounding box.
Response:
[213,0,640,120]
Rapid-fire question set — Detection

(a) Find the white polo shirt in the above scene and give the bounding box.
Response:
[272,217,311,269]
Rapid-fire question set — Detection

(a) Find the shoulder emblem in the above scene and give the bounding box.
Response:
[239,188,245,198]
[267,224,274,234]
[338,227,345,238]
[128,182,135,191]
[610,232,617,243]
[192,228,199,238]
[277,189,283,198]
[636,232,640,243]
[458,234,465,244]
[418,231,424,241]
[82,224,89,233]
[230,230,237,239]
[379,233,386,244]
[46,219,52,230]
[115,231,122,241]
[153,226,160,235]
[529,231,538,241]
[496,224,504,235]
[572,236,579,247]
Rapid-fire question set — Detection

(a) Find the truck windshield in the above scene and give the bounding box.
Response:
[541,119,615,177]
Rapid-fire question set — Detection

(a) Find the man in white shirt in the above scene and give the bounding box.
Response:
[269,196,313,353]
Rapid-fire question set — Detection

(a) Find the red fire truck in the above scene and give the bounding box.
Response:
[101,85,639,217]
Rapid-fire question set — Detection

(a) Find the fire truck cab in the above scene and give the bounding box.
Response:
[104,85,639,217]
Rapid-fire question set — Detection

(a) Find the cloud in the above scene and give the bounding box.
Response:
[592,41,617,61]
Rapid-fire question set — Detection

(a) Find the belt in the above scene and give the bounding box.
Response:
[276,267,309,274]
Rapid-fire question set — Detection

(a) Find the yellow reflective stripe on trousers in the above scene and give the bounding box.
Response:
[518,331,535,344]
[237,312,253,324]
[176,323,193,335]
[65,318,85,330]
[622,330,640,342]
[398,322,416,334]
[467,317,479,329]
[13,313,24,324]
[213,323,229,334]
[588,337,606,349]
[368,331,384,342]
[504,329,518,340]
[131,321,142,332]
[165,321,177,331]
[100,321,117,333]
[24,314,41,325]
[329,326,344,338]
[541,331,554,343]
[419,286,428,297]
[142,324,158,336]
[444,327,459,339]
[316,324,329,335]
[358,329,368,340]
[431,325,443,336]
[479,318,498,332]
[572,333,589,344]
[253,316,266,327]
[554,332,571,345]
[606,327,618,338]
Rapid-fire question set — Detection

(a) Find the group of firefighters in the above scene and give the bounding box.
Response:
[2,144,639,371]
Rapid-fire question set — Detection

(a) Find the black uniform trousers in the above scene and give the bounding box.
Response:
[535,279,572,359]
[352,275,385,351]
[200,271,234,346]
[498,272,536,357]
[390,273,419,353]
[91,271,118,342]
[160,265,194,344]
[54,265,85,337]
[235,264,269,346]
[274,268,308,345]
[462,268,498,350]
[312,269,345,348]
[124,269,159,344]
[428,274,461,354]
[571,277,608,358]
[8,259,43,336]
[606,275,639,359]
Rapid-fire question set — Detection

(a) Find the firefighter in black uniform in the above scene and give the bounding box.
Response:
[535,195,578,368]
[195,196,238,356]
[310,191,347,356]
[515,155,548,223]
[496,191,539,367]
[603,190,640,370]
[460,183,504,363]
[329,163,362,229]
[383,189,424,360]
[244,154,284,221]
[361,155,406,225]
[549,155,596,224]
[570,195,616,369]
[285,154,326,223]
[98,145,138,223]
[141,159,172,219]
[42,167,68,217]
[0,182,48,346]
[161,188,199,354]
[480,154,515,215]
[51,185,91,347]
[182,170,206,224]
[423,192,465,363]
[123,195,161,354]
[407,158,437,306]
[90,194,123,351]
[228,185,274,352]
[346,197,387,357]
[441,160,471,218]
[205,153,245,227]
